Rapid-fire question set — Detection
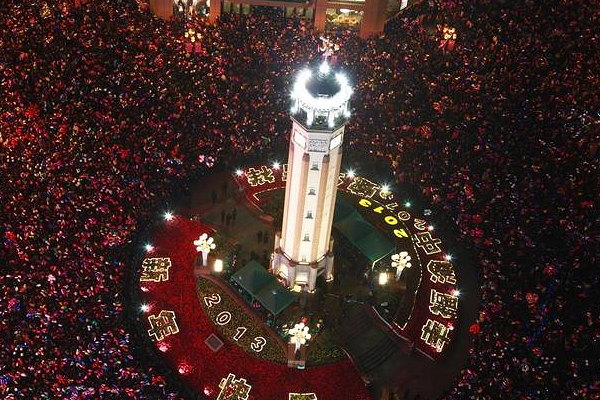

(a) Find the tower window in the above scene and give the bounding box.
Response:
[303,233,310,242]
[306,211,313,219]
[308,187,316,195]
[311,162,319,171]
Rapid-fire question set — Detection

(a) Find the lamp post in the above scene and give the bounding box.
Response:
[288,322,312,353]
[194,233,216,266]
[391,251,412,281]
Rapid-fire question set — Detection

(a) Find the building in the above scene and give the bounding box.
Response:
[271,61,352,291]
[149,0,414,38]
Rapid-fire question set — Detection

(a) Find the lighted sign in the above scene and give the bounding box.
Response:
[147,310,179,341]
[202,291,271,355]
[140,257,171,282]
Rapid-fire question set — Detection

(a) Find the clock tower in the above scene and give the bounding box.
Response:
[271,61,353,292]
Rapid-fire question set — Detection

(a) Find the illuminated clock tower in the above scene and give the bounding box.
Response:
[271,61,352,292]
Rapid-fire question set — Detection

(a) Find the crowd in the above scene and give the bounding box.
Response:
[0,0,598,399]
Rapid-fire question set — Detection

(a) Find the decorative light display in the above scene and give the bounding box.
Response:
[347,177,380,198]
[230,164,462,358]
[144,243,154,252]
[413,218,427,231]
[218,373,252,400]
[140,257,171,282]
[201,291,271,355]
[391,251,412,281]
[288,322,312,352]
[413,231,442,255]
[289,393,318,400]
[147,310,179,341]
[194,233,216,266]
[163,211,174,221]
[429,289,459,319]
[427,260,456,284]
[421,318,451,352]
[290,62,352,128]
[245,166,276,187]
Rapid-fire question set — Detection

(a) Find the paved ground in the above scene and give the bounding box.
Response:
[182,172,276,268]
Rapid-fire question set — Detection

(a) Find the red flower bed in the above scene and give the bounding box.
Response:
[140,216,372,400]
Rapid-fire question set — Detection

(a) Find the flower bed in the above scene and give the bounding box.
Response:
[138,215,372,400]
[197,277,287,363]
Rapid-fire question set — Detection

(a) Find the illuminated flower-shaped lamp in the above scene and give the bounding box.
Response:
[391,251,412,281]
[288,322,312,353]
[194,233,216,266]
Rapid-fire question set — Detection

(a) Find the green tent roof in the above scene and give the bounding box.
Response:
[255,279,297,316]
[333,198,396,265]
[232,261,296,316]
[232,260,272,293]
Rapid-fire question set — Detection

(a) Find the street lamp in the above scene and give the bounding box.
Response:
[194,233,216,266]
[288,322,312,353]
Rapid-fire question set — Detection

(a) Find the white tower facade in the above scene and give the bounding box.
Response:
[272,62,352,292]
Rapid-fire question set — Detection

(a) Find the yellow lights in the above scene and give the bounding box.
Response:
[442,26,457,41]
[147,310,179,341]
[378,271,388,285]
[214,259,224,273]
[184,28,202,43]
[140,257,171,282]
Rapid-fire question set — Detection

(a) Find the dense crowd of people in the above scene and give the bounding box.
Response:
[1,0,598,399]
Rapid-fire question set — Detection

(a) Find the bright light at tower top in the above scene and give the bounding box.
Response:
[290,61,353,128]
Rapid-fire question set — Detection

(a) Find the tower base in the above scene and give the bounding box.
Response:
[271,233,334,292]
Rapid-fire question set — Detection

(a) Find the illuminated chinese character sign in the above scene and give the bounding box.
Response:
[233,165,461,359]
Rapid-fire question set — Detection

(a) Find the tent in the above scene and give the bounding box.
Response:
[333,198,396,266]
[232,261,296,316]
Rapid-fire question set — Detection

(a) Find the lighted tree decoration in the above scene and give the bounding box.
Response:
[391,251,412,281]
[194,233,216,266]
[288,322,312,353]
